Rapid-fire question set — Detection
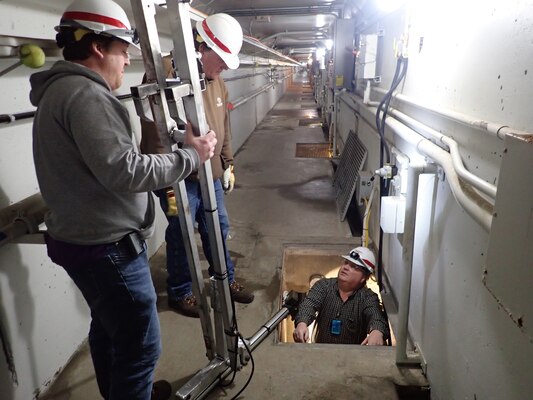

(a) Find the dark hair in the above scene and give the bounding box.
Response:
[56,29,115,61]
[192,28,212,53]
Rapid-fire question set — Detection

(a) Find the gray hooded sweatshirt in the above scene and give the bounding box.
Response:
[31,60,199,244]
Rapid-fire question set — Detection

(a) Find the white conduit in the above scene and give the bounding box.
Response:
[347,94,493,232]
[373,87,533,139]
[388,116,493,232]
[377,104,497,199]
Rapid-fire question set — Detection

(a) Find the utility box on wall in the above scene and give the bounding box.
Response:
[333,18,356,91]
[355,34,378,80]
[380,196,406,233]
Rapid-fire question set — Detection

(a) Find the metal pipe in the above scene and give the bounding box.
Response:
[369,101,498,199]
[0,193,47,248]
[261,30,328,43]
[247,308,290,352]
[337,93,493,232]
[229,82,276,110]
[373,87,533,139]
[386,117,493,232]
[0,111,35,124]
[223,6,342,17]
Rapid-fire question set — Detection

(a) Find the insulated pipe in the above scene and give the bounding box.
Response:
[371,102,498,200]
[373,87,533,139]
[395,162,436,364]
[386,117,493,232]
[338,93,493,231]
[0,193,47,248]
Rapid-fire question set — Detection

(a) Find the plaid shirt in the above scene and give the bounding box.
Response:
[295,278,390,344]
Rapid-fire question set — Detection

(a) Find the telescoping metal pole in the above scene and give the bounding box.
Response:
[129,0,216,358]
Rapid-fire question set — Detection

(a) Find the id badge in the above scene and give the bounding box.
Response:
[331,319,341,335]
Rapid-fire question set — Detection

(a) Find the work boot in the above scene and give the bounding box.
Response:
[151,380,172,400]
[168,295,200,318]
[230,281,254,304]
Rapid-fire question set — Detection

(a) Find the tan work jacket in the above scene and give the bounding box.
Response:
[140,56,234,180]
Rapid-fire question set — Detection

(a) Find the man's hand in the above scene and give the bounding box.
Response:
[184,124,217,164]
[361,330,384,346]
[293,322,310,343]
[223,165,235,193]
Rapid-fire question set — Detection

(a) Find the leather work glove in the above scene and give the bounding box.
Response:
[222,165,235,194]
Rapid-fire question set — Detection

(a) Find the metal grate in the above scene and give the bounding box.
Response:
[333,130,368,221]
[295,143,331,158]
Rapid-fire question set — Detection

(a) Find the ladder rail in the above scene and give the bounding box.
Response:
[166,0,237,366]
[129,0,217,359]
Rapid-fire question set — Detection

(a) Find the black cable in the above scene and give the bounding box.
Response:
[375,56,409,290]
[375,57,403,164]
[230,332,254,400]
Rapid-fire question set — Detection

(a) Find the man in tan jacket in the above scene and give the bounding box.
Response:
[141,13,254,318]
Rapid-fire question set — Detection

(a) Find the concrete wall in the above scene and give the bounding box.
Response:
[335,1,533,400]
[0,3,289,399]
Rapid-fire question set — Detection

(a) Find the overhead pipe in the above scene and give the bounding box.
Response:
[223,6,342,17]
[373,87,533,139]
[261,30,329,43]
[0,193,47,248]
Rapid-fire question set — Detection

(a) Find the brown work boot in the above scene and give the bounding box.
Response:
[151,380,171,400]
[230,281,255,304]
[168,295,200,318]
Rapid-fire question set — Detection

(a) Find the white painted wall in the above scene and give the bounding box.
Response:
[336,1,533,399]
[0,3,289,399]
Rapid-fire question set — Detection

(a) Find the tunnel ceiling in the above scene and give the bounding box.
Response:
[192,0,351,61]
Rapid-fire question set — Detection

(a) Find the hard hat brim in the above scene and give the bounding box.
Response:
[341,255,373,274]
[196,19,240,70]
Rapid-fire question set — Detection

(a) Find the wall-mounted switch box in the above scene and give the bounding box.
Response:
[380,196,406,233]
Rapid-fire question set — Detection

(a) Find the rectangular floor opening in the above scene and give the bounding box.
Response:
[278,245,396,345]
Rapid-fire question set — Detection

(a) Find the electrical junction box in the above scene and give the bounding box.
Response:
[356,171,374,205]
[356,34,378,80]
[380,196,406,233]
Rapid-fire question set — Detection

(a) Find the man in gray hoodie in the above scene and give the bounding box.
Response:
[30,0,216,399]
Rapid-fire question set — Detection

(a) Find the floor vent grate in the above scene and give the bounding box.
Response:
[295,143,331,158]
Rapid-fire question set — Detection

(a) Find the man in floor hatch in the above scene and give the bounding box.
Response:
[140,13,254,318]
[293,246,390,345]
[30,0,216,398]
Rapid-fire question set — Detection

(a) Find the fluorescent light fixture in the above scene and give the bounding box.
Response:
[325,39,333,50]
[375,0,407,12]
[316,47,326,58]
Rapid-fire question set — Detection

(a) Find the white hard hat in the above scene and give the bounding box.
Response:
[342,247,376,274]
[56,0,139,49]
[196,13,243,70]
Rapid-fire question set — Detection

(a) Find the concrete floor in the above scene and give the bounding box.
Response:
[39,72,429,400]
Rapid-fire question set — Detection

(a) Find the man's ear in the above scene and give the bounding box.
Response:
[91,41,105,59]
[198,42,208,55]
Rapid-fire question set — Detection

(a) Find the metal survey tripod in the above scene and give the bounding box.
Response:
[129,2,299,398]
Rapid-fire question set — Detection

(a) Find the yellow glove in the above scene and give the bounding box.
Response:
[222,165,235,194]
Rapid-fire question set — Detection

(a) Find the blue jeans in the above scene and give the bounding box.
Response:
[155,179,235,300]
[46,235,161,400]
